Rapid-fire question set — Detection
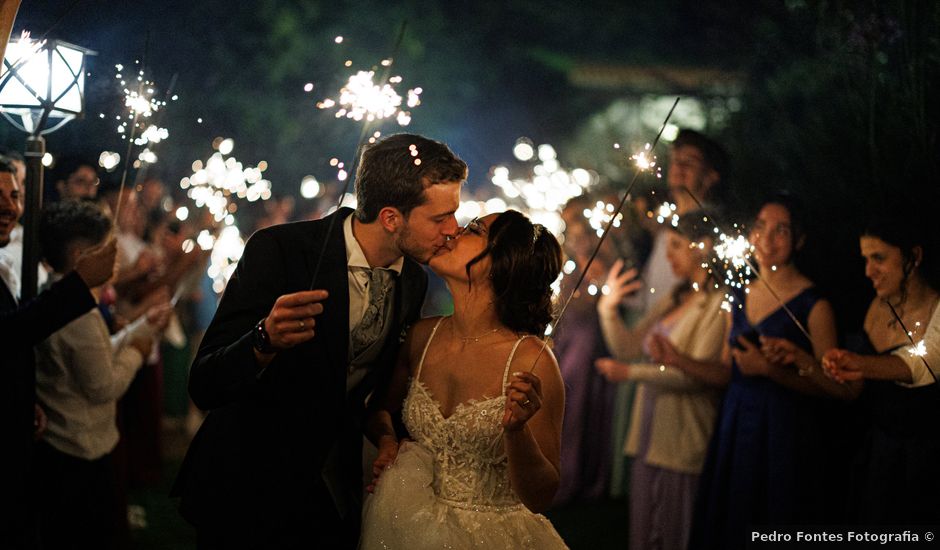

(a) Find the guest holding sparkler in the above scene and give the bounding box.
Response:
[651,194,840,549]
[593,211,726,550]
[550,195,618,505]
[637,130,729,314]
[34,200,172,549]
[822,218,940,524]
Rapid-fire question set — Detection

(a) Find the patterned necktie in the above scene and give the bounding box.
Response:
[350,267,395,358]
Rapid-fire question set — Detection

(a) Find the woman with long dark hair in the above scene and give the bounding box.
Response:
[360,210,568,549]
[822,219,940,523]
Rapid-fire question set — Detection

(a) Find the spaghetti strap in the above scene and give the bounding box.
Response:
[415,317,446,382]
[502,335,534,388]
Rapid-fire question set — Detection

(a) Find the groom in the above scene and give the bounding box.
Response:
[172,134,466,548]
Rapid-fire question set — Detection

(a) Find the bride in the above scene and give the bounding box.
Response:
[360,210,568,549]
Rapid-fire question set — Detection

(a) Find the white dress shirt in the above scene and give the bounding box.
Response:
[893,303,940,388]
[35,279,156,460]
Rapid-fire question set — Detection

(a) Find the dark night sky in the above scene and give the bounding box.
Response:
[5,0,765,194]
[6,2,939,331]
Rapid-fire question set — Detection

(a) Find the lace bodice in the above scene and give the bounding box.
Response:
[402,317,529,509]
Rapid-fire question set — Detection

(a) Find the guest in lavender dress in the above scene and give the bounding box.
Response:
[594,212,726,550]
[551,198,620,504]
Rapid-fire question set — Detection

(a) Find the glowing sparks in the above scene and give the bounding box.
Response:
[118,61,165,125]
[715,233,754,272]
[98,151,120,171]
[712,231,755,310]
[137,148,158,165]
[135,124,169,146]
[300,175,321,199]
[630,143,661,177]
[179,142,273,293]
[205,225,246,294]
[652,201,679,227]
[486,139,596,235]
[316,69,421,126]
[584,201,623,237]
[908,340,928,358]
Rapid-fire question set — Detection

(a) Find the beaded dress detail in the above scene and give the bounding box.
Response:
[360,317,567,549]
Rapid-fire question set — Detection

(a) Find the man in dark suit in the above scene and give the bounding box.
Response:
[0,157,118,548]
[173,134,467,548]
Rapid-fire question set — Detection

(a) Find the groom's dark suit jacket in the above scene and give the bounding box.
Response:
[172,208,426,548]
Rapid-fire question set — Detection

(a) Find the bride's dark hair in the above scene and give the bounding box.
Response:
[465,210,562,336]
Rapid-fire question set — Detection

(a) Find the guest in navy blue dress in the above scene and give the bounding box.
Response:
[822,219,940,524]
[654,195,850,549]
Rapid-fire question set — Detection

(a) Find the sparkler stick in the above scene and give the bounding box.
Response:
[679,187,813,343]
[308,21,408,290]
[884,300,937,383]
[527,97,680,373]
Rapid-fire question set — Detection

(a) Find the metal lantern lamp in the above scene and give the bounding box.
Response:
[0,36,94,299]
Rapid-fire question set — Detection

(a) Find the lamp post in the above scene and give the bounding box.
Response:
[0,34,93,300]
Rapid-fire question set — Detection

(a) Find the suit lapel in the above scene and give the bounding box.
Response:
[304,209,352,378]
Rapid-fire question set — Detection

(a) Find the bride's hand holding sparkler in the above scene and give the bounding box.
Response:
[597,259,643,314]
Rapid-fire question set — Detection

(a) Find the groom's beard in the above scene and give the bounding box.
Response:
[396,224,440,265]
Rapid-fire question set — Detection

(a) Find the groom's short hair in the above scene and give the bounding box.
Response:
[354,134,467,223]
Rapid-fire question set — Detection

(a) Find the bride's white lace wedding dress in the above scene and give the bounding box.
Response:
[360,317,568,549]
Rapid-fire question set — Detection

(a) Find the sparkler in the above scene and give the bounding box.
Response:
[885,301,936,383]
[483,140,595,235]
[679,187,813,343]
[651,201,679,227]
[316,70,421,126]
[178,140,271,293]
[308,21,410,290]
[112,60,170,224]
[646,202,754,314]
[528,97,681,373]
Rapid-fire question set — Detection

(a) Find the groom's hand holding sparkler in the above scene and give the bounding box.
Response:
[254,290,329,364]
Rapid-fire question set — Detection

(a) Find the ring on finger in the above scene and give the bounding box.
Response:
[521,398,532,407]
[299,320,305,330]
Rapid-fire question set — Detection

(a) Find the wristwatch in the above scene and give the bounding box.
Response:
[252,317,274,354]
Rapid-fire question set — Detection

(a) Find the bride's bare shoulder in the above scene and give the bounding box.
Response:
[402,316,447,356]
[511,337,562,381]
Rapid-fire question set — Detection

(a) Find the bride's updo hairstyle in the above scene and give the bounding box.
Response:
[465,210,562,336]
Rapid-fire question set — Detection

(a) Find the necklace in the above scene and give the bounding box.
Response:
[452,318,500,344]
[459,328,499,344]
